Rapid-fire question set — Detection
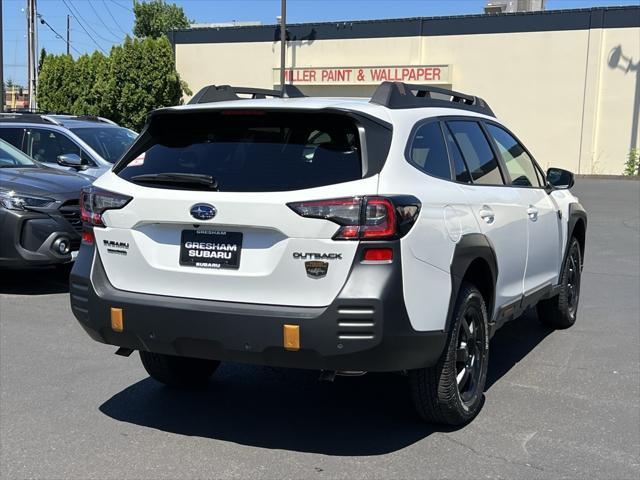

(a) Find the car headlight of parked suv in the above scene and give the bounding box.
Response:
[0,189,54,211]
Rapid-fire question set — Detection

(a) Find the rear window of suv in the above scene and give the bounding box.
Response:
[117,111,363,192]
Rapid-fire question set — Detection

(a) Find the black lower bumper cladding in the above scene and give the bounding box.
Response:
[0,207,81,268]
[70,241,446,372]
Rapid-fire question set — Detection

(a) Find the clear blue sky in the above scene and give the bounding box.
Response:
[3,0,639,86]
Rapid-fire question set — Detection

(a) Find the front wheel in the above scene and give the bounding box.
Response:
[140,351,220,388]
[409,282,489,425]
[537,237,582,329]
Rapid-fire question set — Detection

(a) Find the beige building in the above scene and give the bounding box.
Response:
[170,6,640,175]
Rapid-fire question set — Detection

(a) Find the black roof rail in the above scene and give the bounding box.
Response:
[370,81,495,117]
[188,84,305,105]
[0,113,59,125]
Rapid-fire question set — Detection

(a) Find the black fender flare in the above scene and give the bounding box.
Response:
[445,233,498,333]
[559,202,587,281]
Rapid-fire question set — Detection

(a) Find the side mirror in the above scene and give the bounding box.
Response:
[57,153,85,169]
[546,167,574,190]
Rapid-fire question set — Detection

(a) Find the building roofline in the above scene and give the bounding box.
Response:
[169,6,640,45]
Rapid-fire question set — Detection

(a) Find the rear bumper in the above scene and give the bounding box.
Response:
[70,242,447,372]
[0,207,80,268]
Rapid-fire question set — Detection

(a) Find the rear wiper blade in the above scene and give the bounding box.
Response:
[130,172,218,190]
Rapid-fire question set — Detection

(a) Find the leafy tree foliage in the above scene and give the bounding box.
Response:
[37,36,186,131]
[36,1,190,130]
[133,0,190,39]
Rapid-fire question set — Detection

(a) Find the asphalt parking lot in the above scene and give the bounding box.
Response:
[1,178,638,479]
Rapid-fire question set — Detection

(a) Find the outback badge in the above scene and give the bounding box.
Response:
[305,260,328,279]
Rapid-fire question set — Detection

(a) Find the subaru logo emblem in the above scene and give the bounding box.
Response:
[190,203,217,221]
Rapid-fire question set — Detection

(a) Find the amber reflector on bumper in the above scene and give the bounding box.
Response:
[111,308,124,333]
[283,324,300,351]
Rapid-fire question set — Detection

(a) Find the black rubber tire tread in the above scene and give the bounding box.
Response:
[409,282,489,425]
[139,351,220,388]
[537,237,582,330]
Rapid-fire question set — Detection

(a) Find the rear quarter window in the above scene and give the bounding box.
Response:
[117,111,364,192]
[407,121,451,180]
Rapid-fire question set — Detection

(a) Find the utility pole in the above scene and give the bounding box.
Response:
[66,14,70,56]
[279,0,286,94]
[1,0,4,113]
[27,0,37,110]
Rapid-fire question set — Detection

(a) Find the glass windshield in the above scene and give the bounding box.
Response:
[117,111,363,192]
[71,127,138,163]
[0,139,37,168]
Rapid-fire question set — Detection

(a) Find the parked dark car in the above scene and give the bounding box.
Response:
[0,138,91,268]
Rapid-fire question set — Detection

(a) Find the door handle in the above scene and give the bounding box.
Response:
[527,205,539,221]
[479,205,495,224]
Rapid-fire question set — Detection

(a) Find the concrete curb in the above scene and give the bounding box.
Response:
[575,174,640,180]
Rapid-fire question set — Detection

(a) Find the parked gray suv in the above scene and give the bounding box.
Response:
[0,113,137,179]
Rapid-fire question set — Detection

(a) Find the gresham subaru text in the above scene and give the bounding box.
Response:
[69,82,586,425]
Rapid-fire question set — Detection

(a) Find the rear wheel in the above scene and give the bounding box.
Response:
[409,282,489,425]
[139,351,220,388]
[537,237,582,329]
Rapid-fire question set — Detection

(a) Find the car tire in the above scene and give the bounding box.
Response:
[537,237,582,329]
[409,282,489,425]
[139,351,220,388]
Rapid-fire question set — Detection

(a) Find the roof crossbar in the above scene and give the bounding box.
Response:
[370,81,495,117]
[188,84,305,105]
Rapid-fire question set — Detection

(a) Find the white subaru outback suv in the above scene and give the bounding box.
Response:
[70,82,586,425]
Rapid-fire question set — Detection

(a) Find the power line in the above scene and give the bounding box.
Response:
[89,0,127,37]
[109,1,134,14]
[37,13,82,55]
[101,0,130,36]
[67,0,122,44]
[60,0,108,53]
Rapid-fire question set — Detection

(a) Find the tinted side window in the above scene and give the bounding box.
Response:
[486,124,541,187]
[0,128,25,150]
[446,121,504,185]
[443,127,471,183]
[25,128,92,164]
[408,122,451,180]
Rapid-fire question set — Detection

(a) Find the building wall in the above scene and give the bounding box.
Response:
[174,13,640,175]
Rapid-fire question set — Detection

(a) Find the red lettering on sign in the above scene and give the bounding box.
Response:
[424,68,433,81]
[433,67,441,81]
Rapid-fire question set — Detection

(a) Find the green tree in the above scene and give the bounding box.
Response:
[133,0,190,39]
[104,35,184,130]
[71,51,109,116]
[38,47,47,74]
[37,54,77,113]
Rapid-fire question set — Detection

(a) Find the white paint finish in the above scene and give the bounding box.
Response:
[458,184,528,307]
[377,137,463,330]
[94,227,359,307]
[93,171,378,307]
[400,248,452,331]
[517,188,563,291]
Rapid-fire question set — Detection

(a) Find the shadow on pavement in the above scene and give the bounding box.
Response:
[0,265,72,295]
[99,309,553,455]
[486,308,554,390]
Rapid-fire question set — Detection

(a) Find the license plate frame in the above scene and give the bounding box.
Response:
[179,229,243,269]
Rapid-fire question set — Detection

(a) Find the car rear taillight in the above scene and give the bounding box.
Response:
[288,196,420,240]
[80,187,132,227]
